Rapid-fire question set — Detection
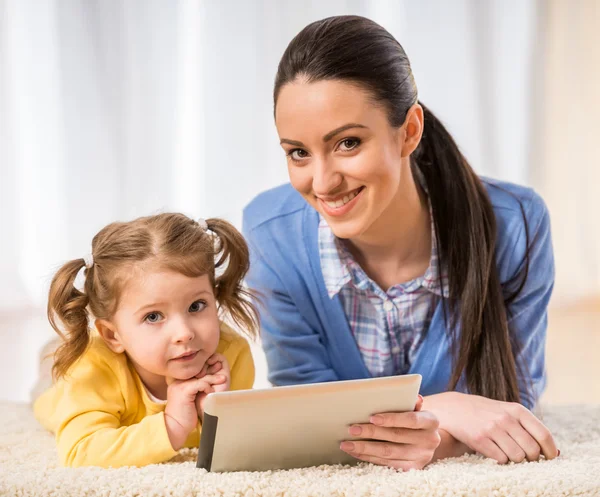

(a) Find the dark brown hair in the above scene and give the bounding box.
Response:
[274,15,531,404]
[48,213,258,379]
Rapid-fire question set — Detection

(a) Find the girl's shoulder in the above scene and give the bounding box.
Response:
[216,321,251,357]
[86,334,129,365]
[216,321,255,389]
[60,334,130,384]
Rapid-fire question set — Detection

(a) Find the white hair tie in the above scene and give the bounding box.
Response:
[197,218,208,232]
[83,253,94,269]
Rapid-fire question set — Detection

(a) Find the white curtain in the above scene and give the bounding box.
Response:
[2,0,598,401]
[1,0,595,311]
[533,0,600,303]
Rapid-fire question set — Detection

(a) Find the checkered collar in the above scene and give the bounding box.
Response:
[318,182,449,299]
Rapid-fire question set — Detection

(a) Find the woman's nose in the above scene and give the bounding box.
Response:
[312,158,342,195]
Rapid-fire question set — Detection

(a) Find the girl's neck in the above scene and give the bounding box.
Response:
[130,359,168,401]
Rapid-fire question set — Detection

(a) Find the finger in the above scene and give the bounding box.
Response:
[201,373,227,385]
[207,354,224,365]
[212,382,230,393]
[207,362,223,374]
[518,411,559,460]
[414,394,424,412]
[345,452,420,471]
[490,428,527,463]
[472,436,509,464]
[195,364,209,379]
[341,439,426,461]
[507,422,542,461]
[371,410,439,431]
[342,438,433,462]
[188,374,226,393]
[349,423,438,446]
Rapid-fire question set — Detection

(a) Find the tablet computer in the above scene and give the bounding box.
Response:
[197,373,421,472]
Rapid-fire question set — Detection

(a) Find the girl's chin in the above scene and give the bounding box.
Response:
[170,366,205,381]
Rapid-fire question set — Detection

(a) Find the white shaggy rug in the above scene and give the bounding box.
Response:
[1,402,599,497]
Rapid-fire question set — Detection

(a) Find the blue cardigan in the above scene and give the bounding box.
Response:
[242,179,554,409]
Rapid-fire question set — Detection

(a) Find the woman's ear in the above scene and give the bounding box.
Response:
[95,319,126,354]
[400,103,424,158]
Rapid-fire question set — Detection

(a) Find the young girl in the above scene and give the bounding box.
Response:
[33,213,258,468]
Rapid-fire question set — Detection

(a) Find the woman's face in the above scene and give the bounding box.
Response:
[275,79,420,240]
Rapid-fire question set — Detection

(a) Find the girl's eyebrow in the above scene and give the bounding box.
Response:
[135,302,167,314]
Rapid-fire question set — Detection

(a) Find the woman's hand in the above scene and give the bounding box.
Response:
[425,392,559,464]
[340,395,441,471]
[194,353,231,418]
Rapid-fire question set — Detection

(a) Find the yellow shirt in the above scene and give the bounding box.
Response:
[33,323,255,468]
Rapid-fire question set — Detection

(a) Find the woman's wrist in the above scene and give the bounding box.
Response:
[422,391,464,429]
[422,391,462,411]
[422,391,476,461]
[432,428,473,461]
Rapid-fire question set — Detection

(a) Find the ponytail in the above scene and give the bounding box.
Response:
[206,218,260,339]
[414,102,527,403]
[47,259,91,380]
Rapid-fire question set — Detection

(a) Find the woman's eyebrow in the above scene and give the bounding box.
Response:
[280,123,368,147]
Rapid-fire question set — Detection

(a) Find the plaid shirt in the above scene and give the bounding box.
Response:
[318,210,448,377]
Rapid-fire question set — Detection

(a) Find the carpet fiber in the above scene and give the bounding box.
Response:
[1,402,599,496]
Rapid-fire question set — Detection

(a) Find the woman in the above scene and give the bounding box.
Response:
[243,15,558,470]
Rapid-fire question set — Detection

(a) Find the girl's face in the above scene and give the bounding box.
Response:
[97,269,221,396]
[275,79,421,240]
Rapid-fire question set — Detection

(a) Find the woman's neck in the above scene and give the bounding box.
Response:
[345,168,431,291]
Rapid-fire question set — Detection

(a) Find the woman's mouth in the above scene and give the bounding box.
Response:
[318,186,364,217]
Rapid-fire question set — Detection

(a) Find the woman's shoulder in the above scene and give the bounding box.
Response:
[482,177,551,282]
[482,177,549,235]
[483,177,546,216]
[243,183,309,233]
[242,183,317,272]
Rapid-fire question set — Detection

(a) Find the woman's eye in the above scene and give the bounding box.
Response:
[145,312,162,323]
[339,138,360,151]
[189,300,207,313]
[288,149,309,161]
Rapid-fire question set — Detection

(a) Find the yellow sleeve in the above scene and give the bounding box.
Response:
[34,347,177,468]
[229,339,255,391]
[218,325,255,391]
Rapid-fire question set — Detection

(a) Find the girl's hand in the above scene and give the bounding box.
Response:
[425,392,559,464]
[164,373,227,450]
[340,394,442,471]
[194,353,231,418]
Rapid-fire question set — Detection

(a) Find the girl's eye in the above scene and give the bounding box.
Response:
[189,300,207,313]
[288,149,309,161]
[144,312,163,324]
[338,138,361,151]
